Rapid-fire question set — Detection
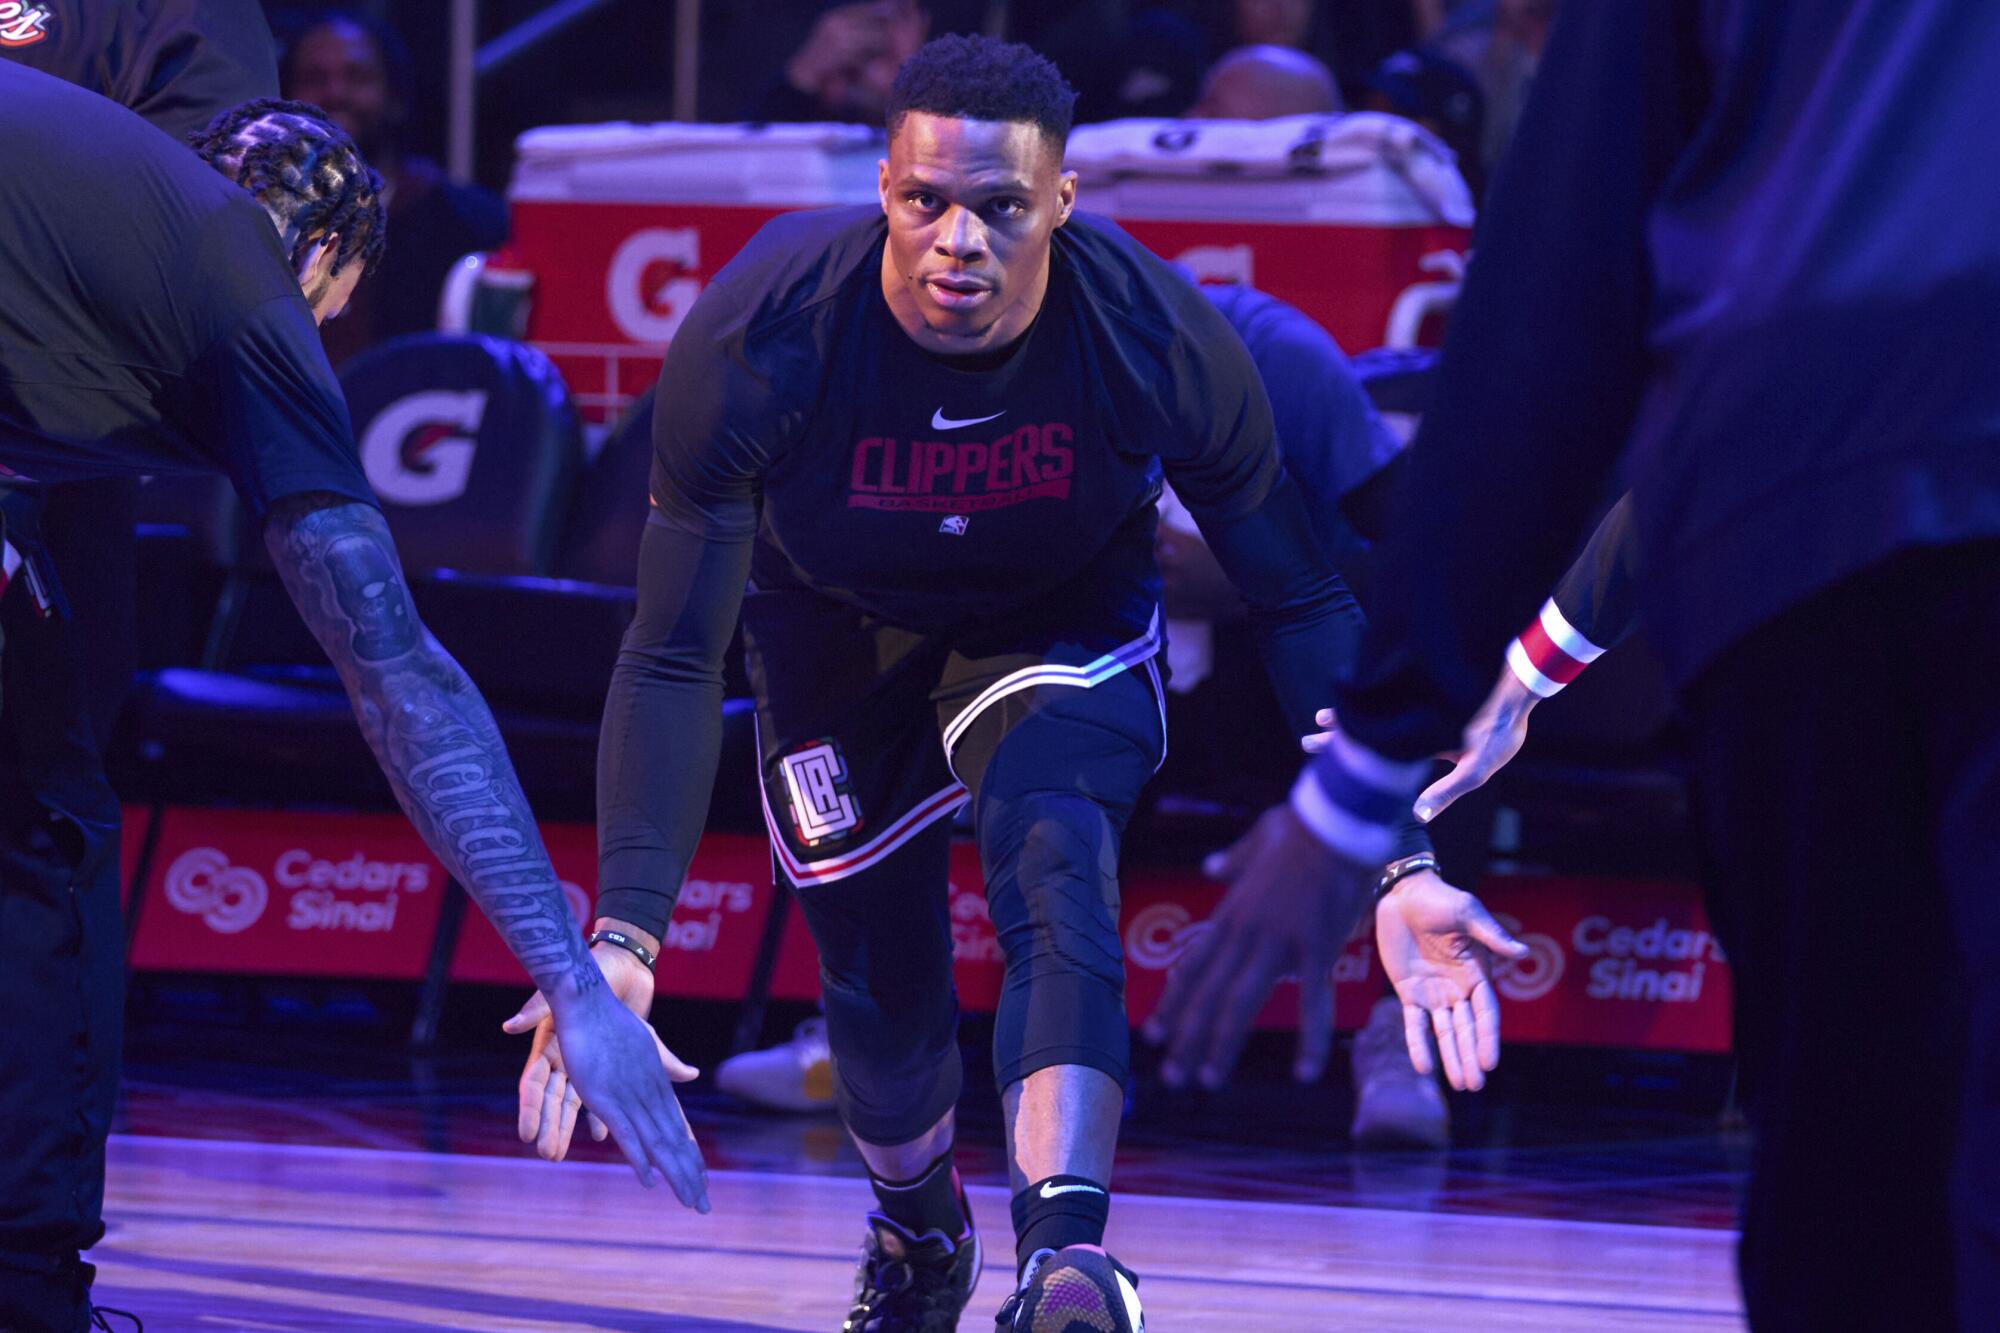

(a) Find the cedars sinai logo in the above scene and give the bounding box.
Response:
[1490,912,1565,1003]
[163,845,431,935]
[164,848,270,934]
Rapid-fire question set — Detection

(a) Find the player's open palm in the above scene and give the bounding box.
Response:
[507,948,706,1210]
[1375,872,1528,1093]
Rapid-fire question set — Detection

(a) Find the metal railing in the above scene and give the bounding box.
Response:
[447,0,703,181]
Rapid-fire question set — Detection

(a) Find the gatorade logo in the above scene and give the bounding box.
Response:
[359,390,486,506]
[1175,243,1253,286]
[608,228,703,344]
[0,4,51,47]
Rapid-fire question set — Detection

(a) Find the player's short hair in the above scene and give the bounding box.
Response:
[189,99,387,279]
[887,34,1077,154]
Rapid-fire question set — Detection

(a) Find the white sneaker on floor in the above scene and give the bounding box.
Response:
[715,1017,835,1112]
[1350,997,1450,1149]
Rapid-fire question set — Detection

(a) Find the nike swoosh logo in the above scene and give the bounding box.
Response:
[1039,1181,1106,1199]
[932,408,1006,431]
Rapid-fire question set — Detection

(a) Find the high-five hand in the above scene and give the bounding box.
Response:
[1412,666,1538,823]
[507,938,707,1210]
[1142,803,1373,1089]
[1374,870,1527,1091]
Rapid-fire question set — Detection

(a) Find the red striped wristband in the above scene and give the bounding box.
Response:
[1505,598,1606,698]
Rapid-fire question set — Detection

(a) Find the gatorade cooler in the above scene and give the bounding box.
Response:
[503,114,1472,430]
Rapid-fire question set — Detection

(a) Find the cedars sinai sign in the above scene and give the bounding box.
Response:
[132,808,447,979]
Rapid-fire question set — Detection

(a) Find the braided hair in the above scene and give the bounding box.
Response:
[188,98,387,279]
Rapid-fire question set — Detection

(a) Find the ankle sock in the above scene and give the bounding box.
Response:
[868,1150,969,1240]
[1011,1174,1110,1274]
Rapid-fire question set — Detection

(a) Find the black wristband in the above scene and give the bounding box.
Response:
[587,928,656,971]
[1375,852,1440,902]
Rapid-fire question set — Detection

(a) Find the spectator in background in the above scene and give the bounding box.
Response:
[1189,43,1342,118]
[280,10,508,366]
[1199,0,1420,108]
[1364,47,1486,197]
[752,1,1205,125]
[753,0,931,124]
[1426,0,1555,175]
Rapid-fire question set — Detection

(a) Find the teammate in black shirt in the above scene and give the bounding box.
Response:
[2,10,283,1326]
[507,35,1396,1332]
[0,65,706,1331]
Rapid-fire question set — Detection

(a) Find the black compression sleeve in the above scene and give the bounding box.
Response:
[1333,2,1694,759]
[1188,465,1365,738]
[1193,466,1436,860]
[1549,493,1641,652]
[594,515,752,941]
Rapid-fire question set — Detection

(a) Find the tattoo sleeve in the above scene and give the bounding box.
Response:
[264,496,600,1000]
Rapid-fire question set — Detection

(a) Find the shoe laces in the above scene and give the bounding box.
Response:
[90,1308,143,1332]
[994,1248,1056,1328]
[846,1222,963,1331]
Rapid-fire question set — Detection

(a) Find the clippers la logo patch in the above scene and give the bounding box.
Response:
[0,3,51,46]
[778,740,862,846]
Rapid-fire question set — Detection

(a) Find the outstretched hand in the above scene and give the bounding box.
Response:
[1374,871,1528,1091]
[1412,667,1538,824]
[1303,670,1540,827]
[1142,803,1373,1090]
[507,944,707,1211]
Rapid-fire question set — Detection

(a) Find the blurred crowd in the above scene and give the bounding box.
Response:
[722,0,1552,195]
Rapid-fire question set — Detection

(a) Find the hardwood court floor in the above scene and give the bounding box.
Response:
[91,1135,1743,1331]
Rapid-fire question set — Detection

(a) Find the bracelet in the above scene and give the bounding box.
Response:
[587,929,656,971]
[1375,853,1439,902]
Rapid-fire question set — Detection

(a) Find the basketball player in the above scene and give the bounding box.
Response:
[3,7,285,1328]
[1156,3,2000,1326]
[508,32,1442,1332]
[0,66,707,1331]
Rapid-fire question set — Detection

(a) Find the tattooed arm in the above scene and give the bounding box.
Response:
[263,494,709,1211]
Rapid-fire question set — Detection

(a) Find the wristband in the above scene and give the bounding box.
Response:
[587,928,656,971]
[1289,731,1428,864]
[1506,598,1606,698]
[1375,852,1440,901]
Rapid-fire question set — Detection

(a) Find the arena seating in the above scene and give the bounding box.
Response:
[115,335,763,828]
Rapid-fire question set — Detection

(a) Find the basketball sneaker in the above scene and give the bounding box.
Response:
[1349,996,1450,1150]
[715,1016,835,1112]
[843,1209,982,1332]
[995,1246,1144,1332]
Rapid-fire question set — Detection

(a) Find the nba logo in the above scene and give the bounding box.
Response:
[939,515,970,536]
[779,741,862,845]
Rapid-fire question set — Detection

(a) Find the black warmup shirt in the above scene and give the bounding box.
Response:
[652,207,1329,639]
[1335,0,2000,760]
[0,61,373,515]
[598,206,1369,923]
[0,0,278,142]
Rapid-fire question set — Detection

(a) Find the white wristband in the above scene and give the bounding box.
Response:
[1289,769,1401,865]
